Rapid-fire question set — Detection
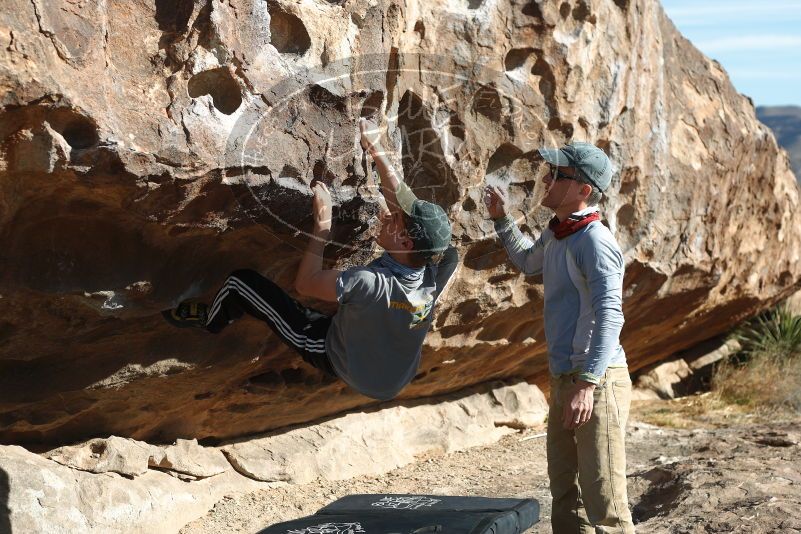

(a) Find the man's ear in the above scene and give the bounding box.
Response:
[579,182,592,200]
[394,212,415,251]
[400,236,415,251]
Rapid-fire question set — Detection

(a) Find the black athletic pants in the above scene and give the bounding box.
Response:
[205,269,337,377]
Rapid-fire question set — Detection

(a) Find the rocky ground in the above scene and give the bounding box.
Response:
[181,396,801,533]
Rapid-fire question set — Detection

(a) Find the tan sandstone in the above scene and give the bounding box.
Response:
[0,0,799,447]
[0,382,546,533]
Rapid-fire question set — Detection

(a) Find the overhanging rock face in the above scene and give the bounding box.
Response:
[1,0,799,446]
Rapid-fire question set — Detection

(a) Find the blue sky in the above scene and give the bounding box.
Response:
[661,0,801,107]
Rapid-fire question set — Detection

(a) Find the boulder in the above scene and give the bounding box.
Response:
[1,0,800,446]
[46,436,230,479]
[0,445,264,534]
[0,382,546,533]
[786,291,801,316]
[46,436,163,478]
[221,381,548,483]
[686,338,741,373]
[632,337,742,400]
[154,438,230,479]
[632,359,694,400]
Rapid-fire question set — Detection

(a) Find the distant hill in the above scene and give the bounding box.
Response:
[757,106,801,183]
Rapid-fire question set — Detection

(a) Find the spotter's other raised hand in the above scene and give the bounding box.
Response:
[483,185,509,220]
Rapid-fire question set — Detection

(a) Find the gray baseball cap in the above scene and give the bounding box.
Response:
[395,181,452,258]
[538,141,614,191]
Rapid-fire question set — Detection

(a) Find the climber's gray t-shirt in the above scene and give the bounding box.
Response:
[325,248,458,400]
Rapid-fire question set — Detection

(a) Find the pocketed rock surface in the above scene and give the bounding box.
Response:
[181,404,801,534]
[2,0,801,447]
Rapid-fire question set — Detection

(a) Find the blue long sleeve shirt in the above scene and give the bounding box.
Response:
[493,207,627,383]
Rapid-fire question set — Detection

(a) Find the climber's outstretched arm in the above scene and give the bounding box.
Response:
[360,118,409,216]
[294,182,341,302]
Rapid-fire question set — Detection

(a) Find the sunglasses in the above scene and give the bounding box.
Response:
[548,164,578,182]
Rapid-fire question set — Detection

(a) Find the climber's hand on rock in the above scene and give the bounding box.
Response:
[376,193,391,218]
[311,181,333,234]
[484,185,508,220]
[359,118,383,155]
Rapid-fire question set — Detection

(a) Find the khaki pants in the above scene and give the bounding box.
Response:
[547,367,635,533]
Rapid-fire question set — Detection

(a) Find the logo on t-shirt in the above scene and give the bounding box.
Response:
[389,298,434,328]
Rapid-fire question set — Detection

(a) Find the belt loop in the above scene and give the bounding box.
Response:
[596,371,607,389]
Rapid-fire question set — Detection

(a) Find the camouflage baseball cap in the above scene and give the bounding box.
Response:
[395,182,452,258]
[538,141,614,191]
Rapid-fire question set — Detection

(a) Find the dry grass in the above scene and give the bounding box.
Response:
[632,354,801,429]
[711,305,801,415]
[631,392,754,429]
[633,306,801,428]
[712,352,801,414]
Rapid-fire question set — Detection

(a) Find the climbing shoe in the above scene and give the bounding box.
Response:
[162,301,208,329]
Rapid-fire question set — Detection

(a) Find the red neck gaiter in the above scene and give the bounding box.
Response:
[549,211,601,239]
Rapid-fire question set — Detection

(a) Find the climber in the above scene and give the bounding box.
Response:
[163,118,458,401]
[484,142,634,533]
